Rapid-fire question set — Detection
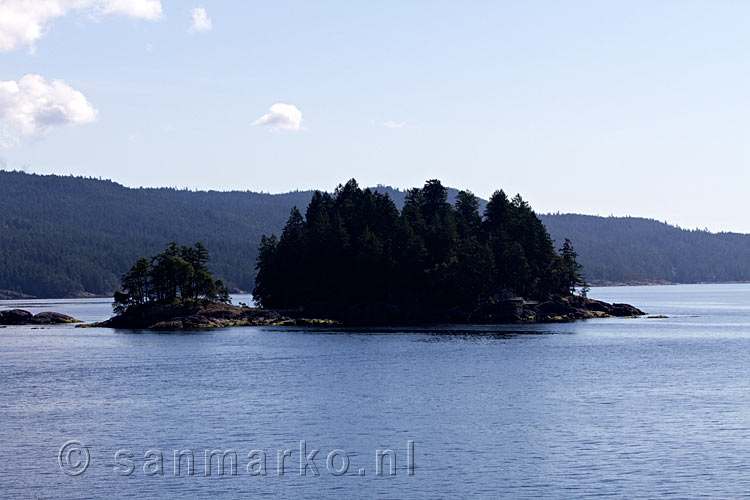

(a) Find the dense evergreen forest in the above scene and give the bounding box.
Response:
[1,170,749,298]
[253,179,583,310]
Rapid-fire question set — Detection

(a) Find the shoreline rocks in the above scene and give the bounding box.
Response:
[0,290,36,300]
[0,309,81,325]
[79,295,645,330]
[290,295,645,326]
[82,301,337,329]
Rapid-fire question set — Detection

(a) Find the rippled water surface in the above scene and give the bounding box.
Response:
[1,285,750,498]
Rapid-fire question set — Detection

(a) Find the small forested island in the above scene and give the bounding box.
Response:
[253,179,644,324]
[86,243,332,329]
[87,180,643,329]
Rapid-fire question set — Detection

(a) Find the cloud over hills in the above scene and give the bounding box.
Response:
[252,103,305,132]
[0,74,98,143]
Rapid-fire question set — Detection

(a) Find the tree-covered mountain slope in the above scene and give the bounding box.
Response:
[0,171,308,297]
[540,213,750,285]
[1,170,749,297]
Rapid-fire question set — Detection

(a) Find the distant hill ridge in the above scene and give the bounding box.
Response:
[539,213,750,285]
[1,170,748,298]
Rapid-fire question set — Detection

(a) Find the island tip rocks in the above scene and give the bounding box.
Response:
[82,301,338,329]
[469,294,646,323]
[533,295,646,321]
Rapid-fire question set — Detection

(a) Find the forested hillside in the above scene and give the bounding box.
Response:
[1,171,749,297]
[0,171,309,297]
[541,214,750,284]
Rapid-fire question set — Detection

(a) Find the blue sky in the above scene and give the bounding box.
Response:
[1,1,749,232]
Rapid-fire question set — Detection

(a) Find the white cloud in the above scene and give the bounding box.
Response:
[0,0,163,53]
[384,120,405,129]
[0,74,98,143]
[188,7,212,33]
[99,0,162,19]
[252,103,305,132]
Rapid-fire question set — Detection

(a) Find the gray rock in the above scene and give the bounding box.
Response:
[0,309,33,325]
[0,309,80,325]
[31,312,80,324]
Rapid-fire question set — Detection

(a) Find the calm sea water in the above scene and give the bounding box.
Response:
[1,284,749,499]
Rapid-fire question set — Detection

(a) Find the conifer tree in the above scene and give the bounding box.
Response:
[559,238,584,295]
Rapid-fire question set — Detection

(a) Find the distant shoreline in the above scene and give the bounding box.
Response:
[591,280,750,288]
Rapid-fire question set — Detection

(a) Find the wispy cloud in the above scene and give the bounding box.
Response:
[188,7,212,33]
[252,103,305,132]
[0,0,163,53]
[0,74,98,145]
[384,120,405,129]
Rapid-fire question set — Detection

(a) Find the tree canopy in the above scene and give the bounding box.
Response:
[253,179,585,310]
[113,242,230,314]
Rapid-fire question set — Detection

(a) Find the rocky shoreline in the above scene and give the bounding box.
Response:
[3,296,645,330]
[298,295,645,326]
[476,294,645,322]
[80,301,336,329]
[76,295,645,329]
[0,290,36,300]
